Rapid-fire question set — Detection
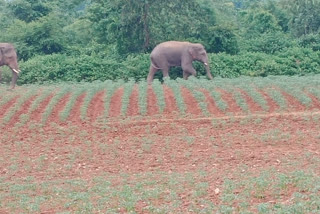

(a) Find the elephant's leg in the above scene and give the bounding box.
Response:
[147,65,158,84]
[182,63,197,79]
[183,70,187,79]
[183,71,192,80]
[162,66,170,78]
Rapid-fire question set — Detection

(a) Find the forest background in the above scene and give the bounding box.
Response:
[1,0,320,85]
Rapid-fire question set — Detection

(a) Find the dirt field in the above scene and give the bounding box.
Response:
[1,80,320,213]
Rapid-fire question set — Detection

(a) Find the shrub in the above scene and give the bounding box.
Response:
[17,47,320,85]
[202,26,240,55]
[209,48,320,77]
[19,53,151,85]
[298,33,320,51]
[0,67,12,84]
[242,32,295,54]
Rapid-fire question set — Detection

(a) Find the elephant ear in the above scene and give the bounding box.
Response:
[188,46,197,59]
[188,44,204,59]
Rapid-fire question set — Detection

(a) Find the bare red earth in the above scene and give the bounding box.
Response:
[2,84,320,213]
[127,85,139,117]
[147,86,159,116]
[162,85,179,116]
[305,91,320,109]
[68,93,87,124]
[258,89,280,112]
[87,90,105,122]
[180,87,202,115]
[216,88,242,113]
[0,96,19,119]
[198,89,225,116]
[238,89,264,113]
[281,91,307,112]
[2,113,320,183]
[108,88,124,117]
[29,93,55,123]
[6,94,38,127]
[47,93,71,124]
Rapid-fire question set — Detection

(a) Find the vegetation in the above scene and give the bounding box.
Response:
[1,75,320,123]
[1,75,320,213]
[3,1,320,212]
[1,0,320,85]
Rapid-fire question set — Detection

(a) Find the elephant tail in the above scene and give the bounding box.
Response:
[150,55,162,70]
[151,62,162,70]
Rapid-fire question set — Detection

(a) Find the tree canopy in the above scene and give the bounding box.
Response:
[1,0,320,84]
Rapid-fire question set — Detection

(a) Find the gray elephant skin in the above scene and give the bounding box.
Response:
[147,41,213,83]
[0,43,21,89]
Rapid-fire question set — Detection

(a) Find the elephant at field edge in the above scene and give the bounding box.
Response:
[0,43,21,90]
[147,41,213,84]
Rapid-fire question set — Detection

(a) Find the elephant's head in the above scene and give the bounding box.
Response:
[189,44,213,80]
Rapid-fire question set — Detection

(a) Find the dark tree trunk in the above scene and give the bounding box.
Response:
[143,3,150,51]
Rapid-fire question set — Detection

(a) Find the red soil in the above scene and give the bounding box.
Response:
[2,112,319,180]
[305,91,320,109]
[6,94,38,127]
[281,91,307,112]
[238,89,264,113]
[199,89,225,116]
[2,84,320,213]
[216,88,242,114]
[29,93,55,123]
[162,85,179,116]
[147,86,159,116]
[0,96,19,118]
[258,89,280,113]
[68,93,87,124]
[4,85,320,125]
[47,93,71,124]
[180,87,202,115]
[127,85,139,117]
[87,90,105,122]
[108,87,124,117]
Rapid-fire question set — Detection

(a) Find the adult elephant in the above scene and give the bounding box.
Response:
[0,43,21,90]
[147,41,213,84]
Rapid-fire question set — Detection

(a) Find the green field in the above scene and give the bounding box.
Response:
[1,75,320,213]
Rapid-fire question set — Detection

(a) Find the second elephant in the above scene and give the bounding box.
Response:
[0,43,21,89]
[147,41,213,83]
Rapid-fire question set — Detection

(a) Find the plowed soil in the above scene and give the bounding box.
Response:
[1,84,320,213]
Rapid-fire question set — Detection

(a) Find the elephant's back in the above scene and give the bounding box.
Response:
[0,43,14,49]
[154,41,190,50]
[151,41,190,58]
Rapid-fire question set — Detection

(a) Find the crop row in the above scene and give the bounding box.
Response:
[1,75,320,126]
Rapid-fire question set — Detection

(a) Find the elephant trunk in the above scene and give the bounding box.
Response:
[11,72,18,89]
[204,62,213,80]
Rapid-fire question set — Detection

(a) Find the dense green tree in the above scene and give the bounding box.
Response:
[2,0,320,85]
[233,0,265,9]
[2,14,66,60]
[203,26,239,54]
[242,31,294,54]
[7,0,52,23]
[299,33,320,51]
[263,0,290,32]
[0,0,14,29]
[281,0,320,36]
[244,9,281,37]
[88,0,217,55]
